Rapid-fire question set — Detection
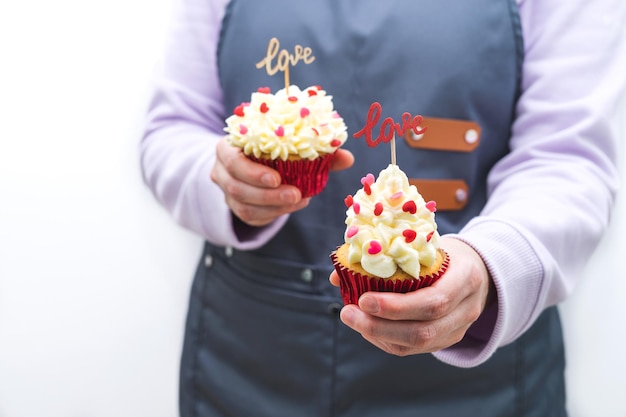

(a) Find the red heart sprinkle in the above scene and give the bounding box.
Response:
[402,229,417,243]
[308,89,318,97]
[426,231,434,242]
[344,195,353,208]
[288,96,298,102]
[374,203,383,216]
[402,201,417,214]
[315,85,322,90]
[426,201,437,213]
[260,102,269,113]
[234,105,245,117]
[300,107,310,118]
[368,240,382,255]
[330,139,341,147]
[257,87,271,94]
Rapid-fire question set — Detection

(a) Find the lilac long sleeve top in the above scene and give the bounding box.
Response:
[140,0,626,367]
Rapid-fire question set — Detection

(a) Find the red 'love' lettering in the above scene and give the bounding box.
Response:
[353,102,427,147]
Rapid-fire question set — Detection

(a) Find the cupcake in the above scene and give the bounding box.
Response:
[330,164,449,305]
[224,85,348,197]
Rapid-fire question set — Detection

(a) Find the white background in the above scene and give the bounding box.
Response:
[0,1,624,416]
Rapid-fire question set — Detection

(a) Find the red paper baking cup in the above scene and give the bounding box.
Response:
[330,250,450,305]
[248,153,333,197]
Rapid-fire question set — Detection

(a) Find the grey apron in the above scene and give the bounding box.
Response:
[180,1,567,416]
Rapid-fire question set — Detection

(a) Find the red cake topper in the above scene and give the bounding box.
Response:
[353,101,427,165]
[353,102,427,148]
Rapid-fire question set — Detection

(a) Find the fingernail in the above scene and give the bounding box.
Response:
[359,295,379,313]
[341,307,356,326]
[280,189,298,204]
[261,173,278,187]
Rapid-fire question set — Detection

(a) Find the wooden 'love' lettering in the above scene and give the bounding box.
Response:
[255,37,315,88]
[353,102,427,147]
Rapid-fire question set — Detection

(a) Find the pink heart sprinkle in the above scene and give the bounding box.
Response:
[300,107,310,118]
[332,112,341,118]
[390,191,403,200]
[361,173,375,186]
[374,203,383,216]
[368,240,382,255]
[426,201,437,213]
[403,229,417,243]
[402,201,417,214]
[275,126,285,137]
[353,202,361,215]
[260,102,269,113]
[257,86,271,94]
[239,124,248,135]
[347,226,359,238]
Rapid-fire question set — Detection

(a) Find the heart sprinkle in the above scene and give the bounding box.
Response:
[275,126,285,137]
[374,203,383,216]
[402,201,417,214]
[402,229,417,243]
[344,195,354,208]
[426,201,437,213]
[300,107,310,118]
[260,102,269,113]
[347,225,359,238]
[367,240,382,255]
[257,86,271,94]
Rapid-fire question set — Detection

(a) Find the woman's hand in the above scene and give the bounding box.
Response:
[329,236,494,355]
[211,138,354,226]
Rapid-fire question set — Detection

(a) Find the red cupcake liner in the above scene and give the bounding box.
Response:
[330,250,450,305]
[248,153,334,198]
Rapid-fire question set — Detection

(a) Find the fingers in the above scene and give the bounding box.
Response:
[329,149,354,172]
[332,237,494,355]
[211,139,310,226]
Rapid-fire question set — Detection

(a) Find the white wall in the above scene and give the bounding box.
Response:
[0,1,624,416]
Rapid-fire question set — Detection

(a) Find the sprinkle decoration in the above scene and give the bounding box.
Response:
[308,89,318,97]
[344,195,354,208]
[234,105,245,117]
[257,86,271,94]
[347,225,359,238]
[402,229,417,243]
[353,202,361,215]
[361,174,375,195]
[239,124,248,134]
[330,139,342,147]
[288,96,298,102]
[275,126,285,137]
[368,240,382,255]
[260,103,270,113]
[300,107,310,118]
[426,201,437,213]
[374,203,383,216]
[402,200,417,214]
[426,231,434,242]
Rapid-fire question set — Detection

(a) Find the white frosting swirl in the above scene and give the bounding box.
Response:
[344,164,441,278]
[224,85,348,160]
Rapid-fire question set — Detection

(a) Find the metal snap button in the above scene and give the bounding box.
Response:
[455,188,468,203]
[465,129,479,145]
[204,255,213,268]
[225,246,234,257]
[300,268,313,283]
[327,302,342,315]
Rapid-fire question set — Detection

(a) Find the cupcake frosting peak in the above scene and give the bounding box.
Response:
[343,164,440,278]
[224,85,348,161]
